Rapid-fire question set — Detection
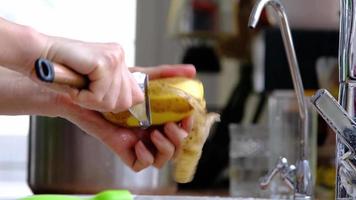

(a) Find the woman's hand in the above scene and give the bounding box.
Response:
[0,16,198,171]
[0,17,143,113]
[63,99,192,171]
[37,37,144,113]
[60,64,196,171]
[130,64,196,79]
[0,64,196,171]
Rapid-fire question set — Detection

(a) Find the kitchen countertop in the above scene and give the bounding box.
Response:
[0,181,32,199]
[0,183,269,200]
[177,189,230,197]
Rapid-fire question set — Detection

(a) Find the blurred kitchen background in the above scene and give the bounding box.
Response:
[0,0,340,199]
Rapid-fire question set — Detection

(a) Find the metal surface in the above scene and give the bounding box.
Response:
[260,157,296,192]
[28,116,175,194]
[129,72,151,128]
[311,89,356,198]
[310,89,356,152]
[335,0,356,198]
[339,0,356,82]
[248,0,311,197]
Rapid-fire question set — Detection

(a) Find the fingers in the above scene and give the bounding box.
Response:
[164,122,189,158]
[102,72,122,112]
[127,71,145,107]
[115,71,132,112]
[132,125,188,170]
[44,40,145,113]
[70,68,143,113]
[151,130,175,168]
[85,119,189,172]
[130,64,196,80]
[181,116,194,132]
[132,141,154,172]
[129,122,190,171]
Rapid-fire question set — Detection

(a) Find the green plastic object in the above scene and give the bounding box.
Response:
[91,190,133,200]
[20,190,133,200]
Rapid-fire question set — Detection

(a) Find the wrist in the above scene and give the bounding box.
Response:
[0,18,51,76]
[52,93,78,119]
[0,66,71,118]
[19,26,51,76]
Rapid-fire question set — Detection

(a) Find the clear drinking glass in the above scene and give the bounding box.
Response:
[229,123,270,198]
[267,90,317,198]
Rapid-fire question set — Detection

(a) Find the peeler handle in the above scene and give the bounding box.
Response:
[35,58,88,89]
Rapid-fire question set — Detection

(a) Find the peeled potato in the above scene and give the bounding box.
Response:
[103,77,220,183]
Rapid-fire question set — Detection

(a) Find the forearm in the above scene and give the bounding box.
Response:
[0,67,63,116]
[0,17,48,76]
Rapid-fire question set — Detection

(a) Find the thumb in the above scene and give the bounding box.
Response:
[129,73,145,105]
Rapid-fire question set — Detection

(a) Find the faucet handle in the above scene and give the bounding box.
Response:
[310,89,356,153]
[260,157,296,192]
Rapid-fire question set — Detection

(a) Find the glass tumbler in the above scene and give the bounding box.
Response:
[267,90,317,198]
[229,123,270,198]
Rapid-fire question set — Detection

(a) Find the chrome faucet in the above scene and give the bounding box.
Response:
[311,89,356,198]
[249,0,312,198]
[310,0,356,198]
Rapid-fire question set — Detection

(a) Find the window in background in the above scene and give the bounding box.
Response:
[0,0,137,197]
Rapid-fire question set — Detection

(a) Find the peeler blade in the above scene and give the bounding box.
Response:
[129,72,151,128]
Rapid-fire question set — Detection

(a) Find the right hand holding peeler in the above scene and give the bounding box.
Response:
[34,58,151,128]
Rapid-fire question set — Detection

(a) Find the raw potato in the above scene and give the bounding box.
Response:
[103,77,220,183]
[102,77,205,127]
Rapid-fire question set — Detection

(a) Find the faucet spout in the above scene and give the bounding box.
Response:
[249,0,308,126]
[249,0,311,197]
[248,0,270,29]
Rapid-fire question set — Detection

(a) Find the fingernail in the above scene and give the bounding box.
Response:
[164,122,174,132]
[165,123,188,139]
[137,141,146,153]
[182,130,189,139]
[153,130,164,141]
